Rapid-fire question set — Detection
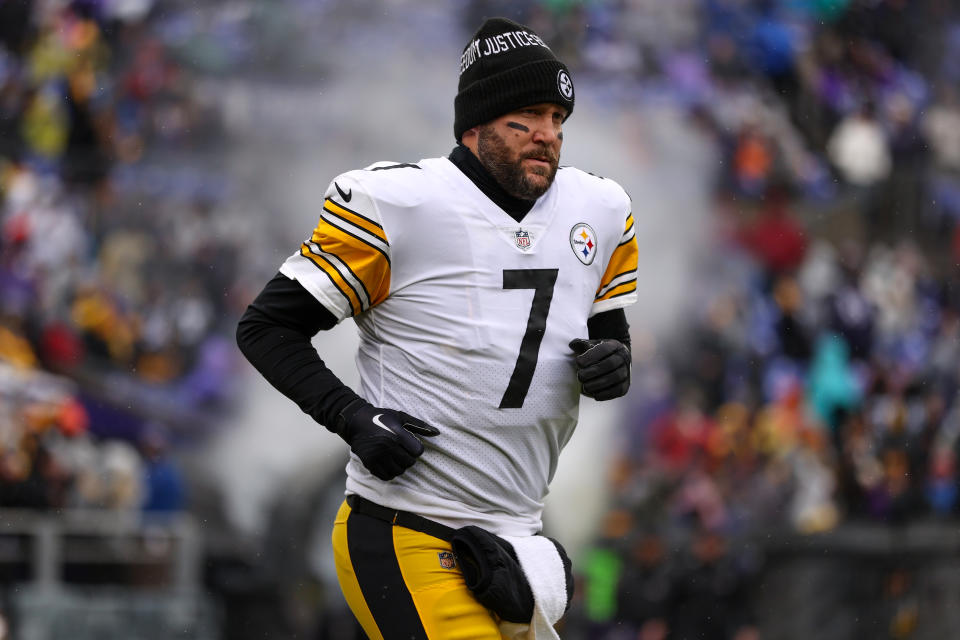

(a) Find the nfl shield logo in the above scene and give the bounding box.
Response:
[514,229,532,250]
[438,551,456,569]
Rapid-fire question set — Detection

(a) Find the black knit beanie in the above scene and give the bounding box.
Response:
[454,17,574,141]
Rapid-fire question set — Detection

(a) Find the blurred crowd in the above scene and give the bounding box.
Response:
[3,0,960,635]
[464,0,960,638]
[0,0,276,516]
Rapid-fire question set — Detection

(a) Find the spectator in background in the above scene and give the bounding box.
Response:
[615,531,673,640]
[139,424,185,516]
[880,93,926,242]
[737,182,808,275]
[827,100,891,189]
[669,528,758,640]
[579,507,634,640]
[825,243,876,362]
[0,53,26,162]
[96,439,144,510]
[921,84,960,237]
[747,0,797,101]
[923,85,960,175]
[807,334,861,431]
[925,446,957,516]
[771,274,812,363]
[731,122,775,198]
[0,0,34,56]
[0,0,254,528]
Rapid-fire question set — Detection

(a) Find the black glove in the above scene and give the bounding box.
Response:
[451,526,535,623]
[451,527,576,623]
[334,399,439,481]
[569,338,631,401]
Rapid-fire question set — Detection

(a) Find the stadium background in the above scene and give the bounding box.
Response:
[1,0,959,638]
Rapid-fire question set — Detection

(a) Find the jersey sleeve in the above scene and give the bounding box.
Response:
[591,209,638,316]
[278,173,391,322]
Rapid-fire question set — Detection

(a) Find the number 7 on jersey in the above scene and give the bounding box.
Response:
[499,268,558,409]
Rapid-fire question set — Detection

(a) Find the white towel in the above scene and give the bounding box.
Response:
[497,534,568,640]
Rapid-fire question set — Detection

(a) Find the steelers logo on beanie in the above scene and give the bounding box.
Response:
[454,17,575,141]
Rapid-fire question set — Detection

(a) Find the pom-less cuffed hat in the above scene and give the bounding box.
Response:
[454,17,574,141]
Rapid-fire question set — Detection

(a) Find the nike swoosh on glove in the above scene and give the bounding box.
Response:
[334,399,439,481]
[569,338,631,401]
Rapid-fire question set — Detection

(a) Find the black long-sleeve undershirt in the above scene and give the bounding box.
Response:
[236,150,632,430]
[236,272,358,430]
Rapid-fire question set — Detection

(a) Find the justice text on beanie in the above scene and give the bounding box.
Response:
[454,17,574,141]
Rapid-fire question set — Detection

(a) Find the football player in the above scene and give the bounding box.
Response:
[237,16,638,639]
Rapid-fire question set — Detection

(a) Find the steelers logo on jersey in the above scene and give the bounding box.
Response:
[570,223,597,265]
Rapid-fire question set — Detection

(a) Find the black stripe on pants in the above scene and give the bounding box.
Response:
[347,508,429,640]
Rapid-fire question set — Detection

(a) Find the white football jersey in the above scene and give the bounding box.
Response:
[280,155,638,535]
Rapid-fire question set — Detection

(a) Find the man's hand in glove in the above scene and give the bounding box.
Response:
[334,399,439,480]
[569,338,631,401]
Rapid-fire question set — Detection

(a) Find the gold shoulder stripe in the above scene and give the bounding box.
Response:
[308,222,391,309]
[601,243,638,283]
[597,269,636,295]
[299,244,361,316]
[595,280,637,302]
[324,199,387,244]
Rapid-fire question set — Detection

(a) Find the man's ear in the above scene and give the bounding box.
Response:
[461,127,481,153]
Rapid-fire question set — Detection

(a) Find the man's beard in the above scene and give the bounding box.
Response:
[476,126,559,200]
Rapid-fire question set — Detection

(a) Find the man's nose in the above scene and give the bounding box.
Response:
[531,118,560,144]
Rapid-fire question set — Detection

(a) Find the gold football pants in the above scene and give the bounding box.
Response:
[331,499,510,640]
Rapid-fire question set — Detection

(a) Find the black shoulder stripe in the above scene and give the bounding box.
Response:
[369,163,421,171]
[320,213,392,268]
[322,206,389,244]
[599,270,637,290]
[602,287,638,302]
[324,198,383,230]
